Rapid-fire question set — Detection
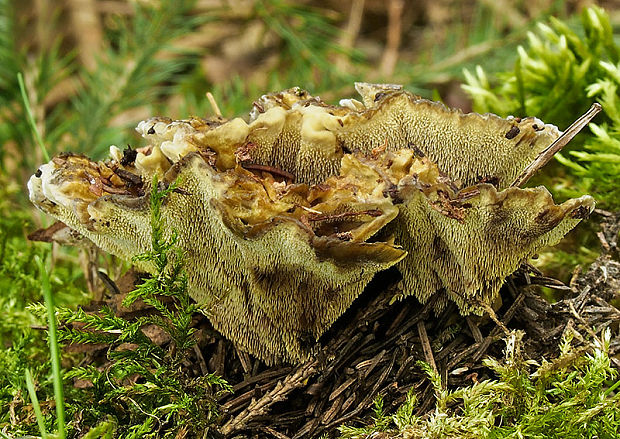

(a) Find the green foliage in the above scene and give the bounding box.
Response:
[463,6,620,209]
[339,331,620,439]
[53,179,230,438]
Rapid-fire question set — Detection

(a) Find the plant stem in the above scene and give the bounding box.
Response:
[511,103,602,187]
[17,72,50,162]
[36,255,66,438]
[25,368,48,439]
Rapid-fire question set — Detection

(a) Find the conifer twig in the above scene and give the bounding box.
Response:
[221,359,319,435]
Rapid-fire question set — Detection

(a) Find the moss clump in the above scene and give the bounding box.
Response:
[339,330,620,439]
[463,6,620,210]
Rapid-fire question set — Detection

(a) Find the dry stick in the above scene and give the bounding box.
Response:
[206,91,222,118]
[417,321,438,375]
[241,163,295,181]
[221,359,319,435]
[259,426,292,439]
[228,367,293,394]
[471,292,526,363]
[336,0,365,74]
[67,0,103,70]
[568,300,603,347]
[511,103,602,187]
[479,301,509,335]
[466,316,484,344]
[236,348,253,374]
[379,0,404,76]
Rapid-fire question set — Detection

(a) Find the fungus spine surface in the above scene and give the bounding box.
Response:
[28,84,594,363]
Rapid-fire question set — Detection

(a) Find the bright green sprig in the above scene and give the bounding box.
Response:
[35,256,66,438]
[53,176,229,437]
[24,368,47,439]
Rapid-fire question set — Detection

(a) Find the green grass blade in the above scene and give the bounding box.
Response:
[17,72,50,162]
[25,368,48,439]
[36,255,66,438]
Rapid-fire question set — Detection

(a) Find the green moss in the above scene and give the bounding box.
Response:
[463,6,620,210]
[340,331,620,439]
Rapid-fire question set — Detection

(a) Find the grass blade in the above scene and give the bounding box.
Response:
[25,368,48,439]
[36,255,66,438]
[17,72,50,162]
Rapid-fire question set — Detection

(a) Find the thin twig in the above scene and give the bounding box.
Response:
[568,301,602,347]
[206,92,222,117]
[241,163,295,180]
[511,103,602,187]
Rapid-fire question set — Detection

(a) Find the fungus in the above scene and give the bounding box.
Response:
[28,84,596,363]
[28,120,406,363]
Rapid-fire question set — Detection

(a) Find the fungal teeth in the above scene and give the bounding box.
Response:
[135,146,171,177]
